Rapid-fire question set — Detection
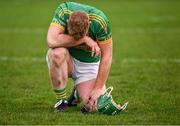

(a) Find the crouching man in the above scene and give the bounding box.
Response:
[46,2,112,112]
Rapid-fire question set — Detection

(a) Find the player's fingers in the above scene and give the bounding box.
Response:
[90,102,95,111]
[85,101,90,110]
[91,46,95,57]
[89,97,96,111]
[87,99,95,111]
[91,102,96,111]
[95,46,101,57]
[86,101,91,111]
[85,97,92,107]
[94,99,98,110]
[93,46,97,57]
[90,95,97,111]
[92,44,99,57]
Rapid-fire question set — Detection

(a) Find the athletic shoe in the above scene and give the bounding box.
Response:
[67,88,80,106]
[81,105,89,113]
[54,99,68,112]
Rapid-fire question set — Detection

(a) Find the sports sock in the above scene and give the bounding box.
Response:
[54,88,67,101]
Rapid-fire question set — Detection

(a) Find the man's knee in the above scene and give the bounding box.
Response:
[48,48,68,63]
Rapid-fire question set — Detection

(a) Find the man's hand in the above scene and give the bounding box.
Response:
[85,88,104,111]
[84,36,101,57]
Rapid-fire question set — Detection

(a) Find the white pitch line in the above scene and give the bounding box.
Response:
[114,27,180,33]
[121,58,180,64]
[148,15,178,23]
[0,28,46,34]
[0,56,45,62]
[0,56,180,64]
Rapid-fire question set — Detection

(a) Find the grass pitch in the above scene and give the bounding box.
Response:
[0,0,180,125]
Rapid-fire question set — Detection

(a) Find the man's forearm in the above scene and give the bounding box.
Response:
[47,34,85,49]
[95,56,112,89]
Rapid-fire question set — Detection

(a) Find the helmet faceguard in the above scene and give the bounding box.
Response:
[97,87,128,115]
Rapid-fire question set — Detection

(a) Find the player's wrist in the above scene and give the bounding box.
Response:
[83,36,90,44]
[84,36,97,47]
[94,81,105,90]
[74,36,86,45]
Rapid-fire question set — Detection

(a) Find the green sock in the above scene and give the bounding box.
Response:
[54,88,67,101]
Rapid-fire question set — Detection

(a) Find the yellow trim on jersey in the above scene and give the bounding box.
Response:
[89,16,105,29]
[89,14,106,26]
[50,23,65,30]
[59,8,72,17]
[89,14,107,29]
[98,37,112,45]
[90,17,104,29]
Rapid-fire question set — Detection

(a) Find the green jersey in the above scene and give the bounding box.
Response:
[51,2,112,63]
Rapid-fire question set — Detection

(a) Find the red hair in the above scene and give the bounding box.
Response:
[68,11,89,40]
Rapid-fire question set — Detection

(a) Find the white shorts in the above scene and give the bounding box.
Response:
[46,53,100,85]
[71,58,100,85]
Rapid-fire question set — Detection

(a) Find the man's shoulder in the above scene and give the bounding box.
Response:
[89,11,110,34]
[88,5,110,29]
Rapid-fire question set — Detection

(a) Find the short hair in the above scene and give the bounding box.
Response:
[68,11,89,40]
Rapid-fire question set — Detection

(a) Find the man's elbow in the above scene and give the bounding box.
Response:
[47,37,56,49]
[47,42,54,49]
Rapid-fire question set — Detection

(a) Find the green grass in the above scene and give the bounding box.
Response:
[0,0,180,125]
